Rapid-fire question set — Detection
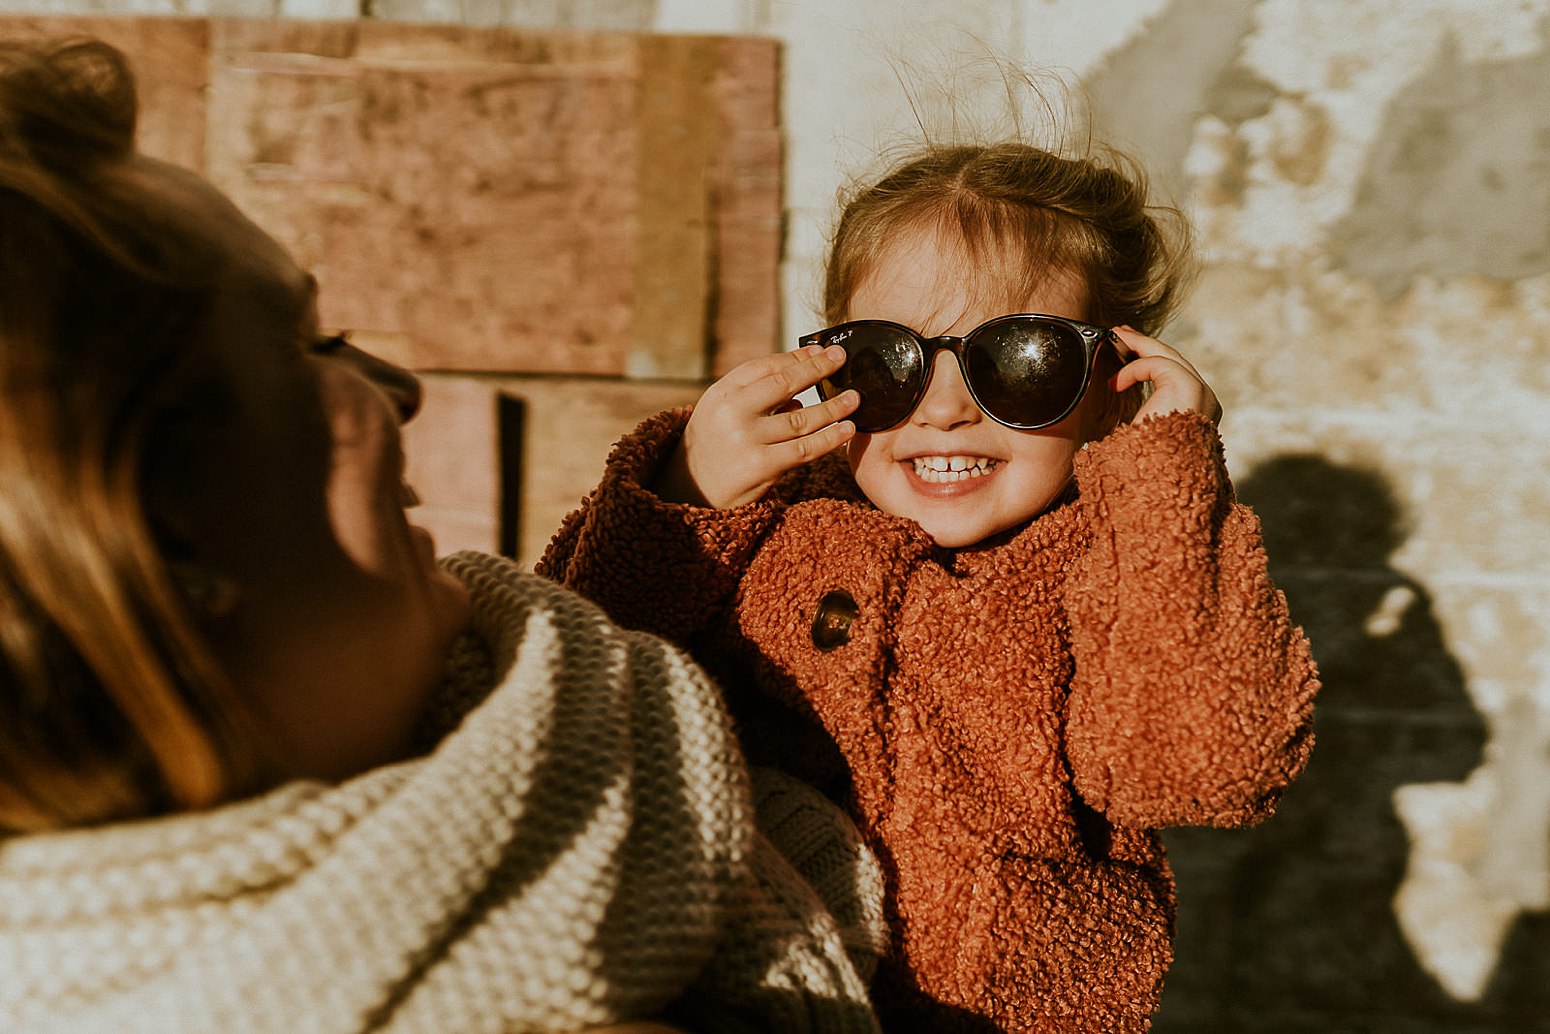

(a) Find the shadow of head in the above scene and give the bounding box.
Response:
[1237,454,1407,572]
[1153,452,1497,1027]
[1236,452,1484,783]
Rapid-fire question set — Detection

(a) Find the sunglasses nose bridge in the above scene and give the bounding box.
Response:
[919,333,970,373]
[908,335,982,429]
[924,333,980,396]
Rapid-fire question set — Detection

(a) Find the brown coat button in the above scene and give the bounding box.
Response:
[811,590,858,651]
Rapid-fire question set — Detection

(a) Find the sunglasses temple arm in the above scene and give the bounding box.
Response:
[1103,329,1134,362]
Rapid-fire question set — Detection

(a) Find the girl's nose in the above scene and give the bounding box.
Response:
[337,343,423,423]
[912,350,980,430]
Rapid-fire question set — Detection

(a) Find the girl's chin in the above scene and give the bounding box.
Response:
[924,527,987,548]
[900,504,1005,548]
[889,482,1063,548]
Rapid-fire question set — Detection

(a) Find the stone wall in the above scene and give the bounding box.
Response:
[4,2,1548,1030]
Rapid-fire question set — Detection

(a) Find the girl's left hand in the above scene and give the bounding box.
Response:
[1112,325,1223,425]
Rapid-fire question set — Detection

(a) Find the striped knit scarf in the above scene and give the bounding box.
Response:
[0,552,884,1034]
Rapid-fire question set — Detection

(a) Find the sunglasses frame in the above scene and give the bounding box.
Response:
[803,313,1123,433]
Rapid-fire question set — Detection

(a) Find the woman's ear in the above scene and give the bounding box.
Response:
[142,434,243,622]
[148,507,243,621]
[166,559,242,619]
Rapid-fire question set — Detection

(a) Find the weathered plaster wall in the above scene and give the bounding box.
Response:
[1069,6,1550,1027]
[3,0,1546,1028]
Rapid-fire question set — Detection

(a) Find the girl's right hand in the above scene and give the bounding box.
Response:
[653,345,859,509]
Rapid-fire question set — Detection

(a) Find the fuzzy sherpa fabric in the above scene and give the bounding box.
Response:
[538,410,1321,1034]
[0,552,884,1034]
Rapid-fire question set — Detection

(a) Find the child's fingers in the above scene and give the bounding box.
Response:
[763,389,859,444]
[1116,355,1222,423]
[1112,355,1186,393]
[1114,326,1213,383]
[766,416,856,470]
[721,344,847,414]
[1110,328,1221,423]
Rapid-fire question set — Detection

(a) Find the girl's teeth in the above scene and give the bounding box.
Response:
[912,456,997,483]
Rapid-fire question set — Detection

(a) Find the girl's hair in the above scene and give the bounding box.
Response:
[0,38,257,831]
[822,142,1193,334]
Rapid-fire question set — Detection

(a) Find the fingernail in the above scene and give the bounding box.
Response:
[825,345,846,363]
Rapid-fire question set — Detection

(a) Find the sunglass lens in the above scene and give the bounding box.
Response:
[818,324,924,432]
[964,320,1089,428]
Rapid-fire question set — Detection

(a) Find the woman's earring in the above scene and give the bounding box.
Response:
[170,562,241,618]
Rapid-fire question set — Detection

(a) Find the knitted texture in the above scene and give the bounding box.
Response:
[0,552,882,1034]
[538,409,1322,1034]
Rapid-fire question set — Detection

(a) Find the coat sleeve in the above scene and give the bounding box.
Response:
[1063,411,1319,829]
[535,407,783,644]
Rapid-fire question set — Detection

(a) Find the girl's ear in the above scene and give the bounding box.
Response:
[1081,350,1143,444]
[1110,380,1147,428]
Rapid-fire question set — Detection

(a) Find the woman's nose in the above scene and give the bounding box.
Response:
[338,343,423,423]
[912,349,980,430]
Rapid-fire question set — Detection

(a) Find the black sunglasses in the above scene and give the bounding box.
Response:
[805,313,1122,433]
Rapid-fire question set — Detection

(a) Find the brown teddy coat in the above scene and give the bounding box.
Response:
[538,407,1320,1033]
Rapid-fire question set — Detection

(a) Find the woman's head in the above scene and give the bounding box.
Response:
[0,39,468,833]
[818,142,1193,547]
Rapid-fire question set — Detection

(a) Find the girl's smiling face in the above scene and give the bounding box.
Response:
[843,226,1114,548]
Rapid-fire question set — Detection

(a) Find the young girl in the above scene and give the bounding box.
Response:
[540,141,1320,1032]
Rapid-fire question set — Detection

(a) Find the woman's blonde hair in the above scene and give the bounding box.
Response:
[823,141,1193,334]
[0,38,257,831]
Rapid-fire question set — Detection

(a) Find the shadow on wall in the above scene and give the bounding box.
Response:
[1152,455,1550,1033]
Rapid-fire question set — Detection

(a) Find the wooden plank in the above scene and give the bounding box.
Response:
[0,15,781,377]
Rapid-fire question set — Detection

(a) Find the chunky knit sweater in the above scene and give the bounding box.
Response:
[0,552,885,1034]
[538,410,1321,1033]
